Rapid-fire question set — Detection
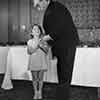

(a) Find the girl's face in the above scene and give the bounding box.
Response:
[31,25,41,37]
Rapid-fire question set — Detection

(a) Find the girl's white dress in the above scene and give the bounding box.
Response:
[27,38,49,71]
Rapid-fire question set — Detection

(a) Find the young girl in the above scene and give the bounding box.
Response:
[27,24,49,100]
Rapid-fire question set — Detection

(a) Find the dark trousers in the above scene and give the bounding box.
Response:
[56,47,76,100]
[0,74,4,88]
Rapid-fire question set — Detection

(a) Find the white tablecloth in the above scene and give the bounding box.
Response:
[71,47,100,87]
[0,47,9,73]
[1,47,100,89]
[2,46,58,89]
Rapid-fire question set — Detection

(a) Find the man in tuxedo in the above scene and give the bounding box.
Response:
[33,0,79,100]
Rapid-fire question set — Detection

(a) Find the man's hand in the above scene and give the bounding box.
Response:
[42,35,53,41]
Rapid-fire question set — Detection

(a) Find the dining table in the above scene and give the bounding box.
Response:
[0,46,100,98]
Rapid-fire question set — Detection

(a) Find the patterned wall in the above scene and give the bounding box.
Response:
[31,0,100,43]
[65,0,100,29]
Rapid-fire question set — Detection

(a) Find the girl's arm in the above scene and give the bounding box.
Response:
[27,45,37,55]
[27,40,38,55]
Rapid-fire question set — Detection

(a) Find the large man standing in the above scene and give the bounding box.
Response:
[32,0,79,100]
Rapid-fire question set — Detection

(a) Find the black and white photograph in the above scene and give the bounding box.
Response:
[0,0,100,100]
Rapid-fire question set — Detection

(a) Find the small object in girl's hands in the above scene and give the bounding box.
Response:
[39,41,49,54]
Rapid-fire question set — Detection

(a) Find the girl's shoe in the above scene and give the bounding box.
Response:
[37,91,42,99]
[33,96,37,100]
[33,92,38,100]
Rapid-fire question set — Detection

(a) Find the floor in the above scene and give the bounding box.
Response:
[0,80,98,100]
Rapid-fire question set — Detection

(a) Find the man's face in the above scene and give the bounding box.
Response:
[33,0,49,11]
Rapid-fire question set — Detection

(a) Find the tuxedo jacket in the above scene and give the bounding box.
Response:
[43,1,79,56]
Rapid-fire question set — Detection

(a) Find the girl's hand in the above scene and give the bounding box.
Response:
[39,40,49,54]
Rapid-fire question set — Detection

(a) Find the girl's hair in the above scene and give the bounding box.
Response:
[30,24,44,38]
